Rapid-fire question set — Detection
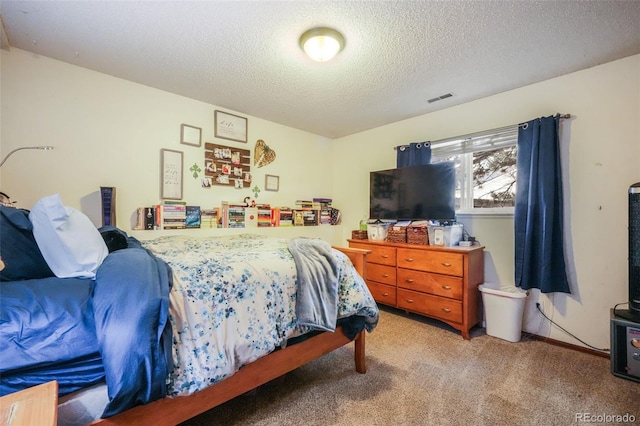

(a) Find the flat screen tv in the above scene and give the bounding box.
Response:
[369,162,456,221]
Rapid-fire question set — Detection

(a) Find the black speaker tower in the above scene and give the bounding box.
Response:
[616,182,640,322]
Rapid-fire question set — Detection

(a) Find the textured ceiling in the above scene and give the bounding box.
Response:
[1,0,640,139]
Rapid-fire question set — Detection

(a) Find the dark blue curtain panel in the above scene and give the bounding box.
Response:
[515,115,570,293]
[396,142,431,167]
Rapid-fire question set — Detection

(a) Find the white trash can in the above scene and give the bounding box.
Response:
[478,283,528,342]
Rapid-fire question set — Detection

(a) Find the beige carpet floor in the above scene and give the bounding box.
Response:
[181,307,639,426]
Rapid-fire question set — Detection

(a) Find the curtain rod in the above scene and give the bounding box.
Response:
[394,113,571,150]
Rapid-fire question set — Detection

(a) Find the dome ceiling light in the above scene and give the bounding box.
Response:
[299,27,345,62]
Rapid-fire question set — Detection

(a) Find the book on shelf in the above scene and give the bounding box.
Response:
[100,186,116,227]
[158,201,187,230]
[133,208,144,230]
[144,207,155,230]
[220,202,229,228]
[319,209,332,225]
[223,202,246,228]
[330,208,341,225]
[257,204,272,227]
[313,197,332,205]
[133,200,334,230]
[271,208,280,227]
[201,208,220,228]
[163,223,186,230]
[313,197,333,225]
[295,200,315,209]
[133,206,157,230]
[302,209,319,226]
[278,207,293,227]
[185,206,201,228]
[313,197,333,205]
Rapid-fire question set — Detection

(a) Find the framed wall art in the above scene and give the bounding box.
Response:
[215,110,248,143]
[180,124,202,147]
[161,149,183,200]
[265,174,279,191]
[203,142,251,188]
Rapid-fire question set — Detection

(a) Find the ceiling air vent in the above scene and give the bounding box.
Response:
[427,93,453,104]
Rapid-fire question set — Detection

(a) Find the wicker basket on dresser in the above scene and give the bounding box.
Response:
[348,239,484,339]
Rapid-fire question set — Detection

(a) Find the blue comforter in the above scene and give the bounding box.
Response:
[0,237,173,418]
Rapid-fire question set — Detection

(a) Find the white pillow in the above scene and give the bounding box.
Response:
[29,194,108,279]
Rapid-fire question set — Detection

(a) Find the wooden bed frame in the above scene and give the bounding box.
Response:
[91,246,371,426]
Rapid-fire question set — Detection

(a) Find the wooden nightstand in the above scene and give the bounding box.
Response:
[0,381,58,426]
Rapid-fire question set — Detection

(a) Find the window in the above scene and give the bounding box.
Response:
[430,125,518,213]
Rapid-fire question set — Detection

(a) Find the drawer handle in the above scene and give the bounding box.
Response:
[441,307,451,313]
[405,258,415,262]
[382,292,389,296]
[442,285,452,290]
[405,279,414,283]
[405,299,415,303]
[381,274,389,278]
[380,254,389,259]
[441,262,452,267]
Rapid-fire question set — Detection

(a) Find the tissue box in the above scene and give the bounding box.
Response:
[427,224,463,247]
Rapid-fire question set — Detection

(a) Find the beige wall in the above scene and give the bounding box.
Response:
[2,47,639,349]
[0,48,339,240]
[332,54,640,349]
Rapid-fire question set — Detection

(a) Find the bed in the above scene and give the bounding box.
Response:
[0,200,378,425]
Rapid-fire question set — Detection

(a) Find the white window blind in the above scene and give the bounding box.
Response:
[430,125,519,158]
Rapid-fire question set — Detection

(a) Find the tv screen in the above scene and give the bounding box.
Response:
[369,162,456,221]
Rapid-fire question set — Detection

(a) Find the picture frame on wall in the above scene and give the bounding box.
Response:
[215,110,248,143]
[161,149,183,200]
[180,124,202,147]
[265,174,279,191]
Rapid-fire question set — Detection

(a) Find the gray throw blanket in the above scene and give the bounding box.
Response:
[288,237,339,332]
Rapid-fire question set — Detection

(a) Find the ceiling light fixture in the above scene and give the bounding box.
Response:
[299,27,345,62]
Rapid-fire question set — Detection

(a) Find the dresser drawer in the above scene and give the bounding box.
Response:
[350,242,397,266]
[397,289,463,323]
[397,248,463,276]
[397,268,463,299]
[365,281,396,306]
[365,263,396,285]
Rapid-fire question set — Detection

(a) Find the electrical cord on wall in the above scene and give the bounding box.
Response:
[612,301,630,318]
[535,302,610,353]
[460,229,480,246]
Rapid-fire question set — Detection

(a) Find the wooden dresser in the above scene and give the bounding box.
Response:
[348,239,484,339]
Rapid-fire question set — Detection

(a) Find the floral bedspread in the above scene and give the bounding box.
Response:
[141,234,379,396]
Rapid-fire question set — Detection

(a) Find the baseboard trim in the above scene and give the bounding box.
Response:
[522,332,610,359]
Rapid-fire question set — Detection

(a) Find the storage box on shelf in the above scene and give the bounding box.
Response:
[387,223,408,243]
[348,239,484,339]
[407,222,429,245]
[351,230,368,240]
[428,223,463,247]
